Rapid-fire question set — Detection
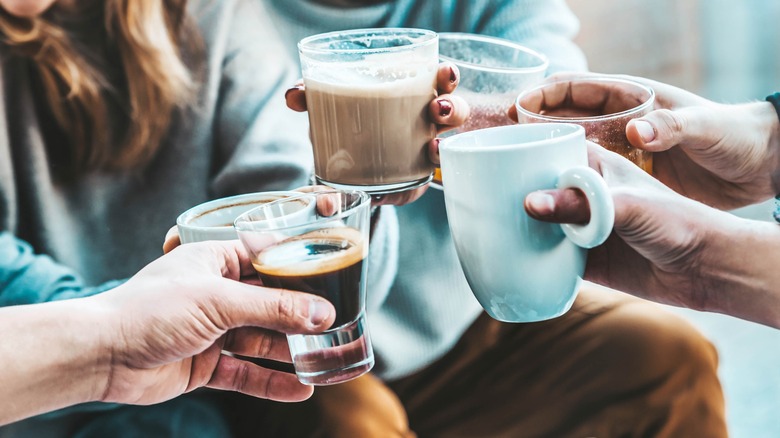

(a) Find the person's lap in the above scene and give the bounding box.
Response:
[312,283,726,438]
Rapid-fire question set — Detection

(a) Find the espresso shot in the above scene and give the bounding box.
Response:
[252,227,367,328]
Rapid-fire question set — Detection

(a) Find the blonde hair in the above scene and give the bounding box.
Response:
[0,0,198,173]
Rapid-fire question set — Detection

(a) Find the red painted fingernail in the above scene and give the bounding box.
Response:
[438,99,452,117]
[449,67,457,83]
[284,86,301,99]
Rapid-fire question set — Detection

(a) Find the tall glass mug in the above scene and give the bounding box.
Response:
[299,29,439,194]
[515,76,655,174]
[432,33,548,186]
[235,190,373,385]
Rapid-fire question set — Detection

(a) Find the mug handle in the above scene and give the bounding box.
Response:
[556,167,615,249]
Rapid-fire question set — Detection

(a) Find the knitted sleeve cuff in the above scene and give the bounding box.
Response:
[767,93,780,223]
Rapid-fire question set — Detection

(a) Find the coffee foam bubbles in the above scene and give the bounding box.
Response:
[304,52,437,96]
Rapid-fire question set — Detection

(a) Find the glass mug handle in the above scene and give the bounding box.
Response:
[556,167,615,249]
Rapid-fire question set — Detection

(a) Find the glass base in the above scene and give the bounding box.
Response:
[315,174,433,195]
[287,313,374,386]
[295,356,374,386]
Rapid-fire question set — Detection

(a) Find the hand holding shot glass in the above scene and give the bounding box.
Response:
[234,190,373,385]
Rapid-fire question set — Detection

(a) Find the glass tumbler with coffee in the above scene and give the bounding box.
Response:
[298,28,439,194]
[515,76,655,173]
[234,189,373,385]
[432,32,548,187]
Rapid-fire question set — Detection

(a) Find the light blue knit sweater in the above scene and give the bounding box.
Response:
[262,0,588,380]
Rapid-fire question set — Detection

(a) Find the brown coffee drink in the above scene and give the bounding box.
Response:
[305,73,437,189]
[516,77,655,174]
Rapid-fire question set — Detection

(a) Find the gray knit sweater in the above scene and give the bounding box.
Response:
[0,1,398,322]
[262,0,587,380]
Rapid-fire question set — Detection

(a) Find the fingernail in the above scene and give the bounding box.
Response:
[634,120,655,143]
[309,300,332,326]
[449,67,457,83]
[284,86,301,99]
[526,193,555,216]
[438,99,452,117]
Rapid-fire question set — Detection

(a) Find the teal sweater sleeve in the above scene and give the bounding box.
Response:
[0,232,121,306]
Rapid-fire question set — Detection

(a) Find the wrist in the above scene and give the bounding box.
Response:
[698,215,780,326]
[50,297,113,402]
[82,293,126,403]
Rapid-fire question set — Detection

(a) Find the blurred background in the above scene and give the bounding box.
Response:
[567,0,780,436]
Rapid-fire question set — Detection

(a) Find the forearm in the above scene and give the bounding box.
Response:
[0,299,111,425]
[698,216,780,328]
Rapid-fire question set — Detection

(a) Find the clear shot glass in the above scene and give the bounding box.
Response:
[235,189,373,385]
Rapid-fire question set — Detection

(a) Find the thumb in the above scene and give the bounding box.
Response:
[214,279,337,335]
[162,225,180,254]
[626,106,721,152]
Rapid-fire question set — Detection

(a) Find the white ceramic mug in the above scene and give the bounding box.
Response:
[176,191,315,244]
[439,123,614,322]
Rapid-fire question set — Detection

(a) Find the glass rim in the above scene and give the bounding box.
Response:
[515,76,656,122]
[298,28,438,56]
[233,189,371,233]
[440,123,584,152]
[438,32,549,74]
[176,191,294,231]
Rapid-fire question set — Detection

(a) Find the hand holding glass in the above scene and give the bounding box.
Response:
[299,28,439,194]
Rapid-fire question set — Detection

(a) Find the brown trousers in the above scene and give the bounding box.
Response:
[222,284,726,438]
[309,285,726,438]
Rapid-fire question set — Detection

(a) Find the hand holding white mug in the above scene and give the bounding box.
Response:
[525,143,780,328]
